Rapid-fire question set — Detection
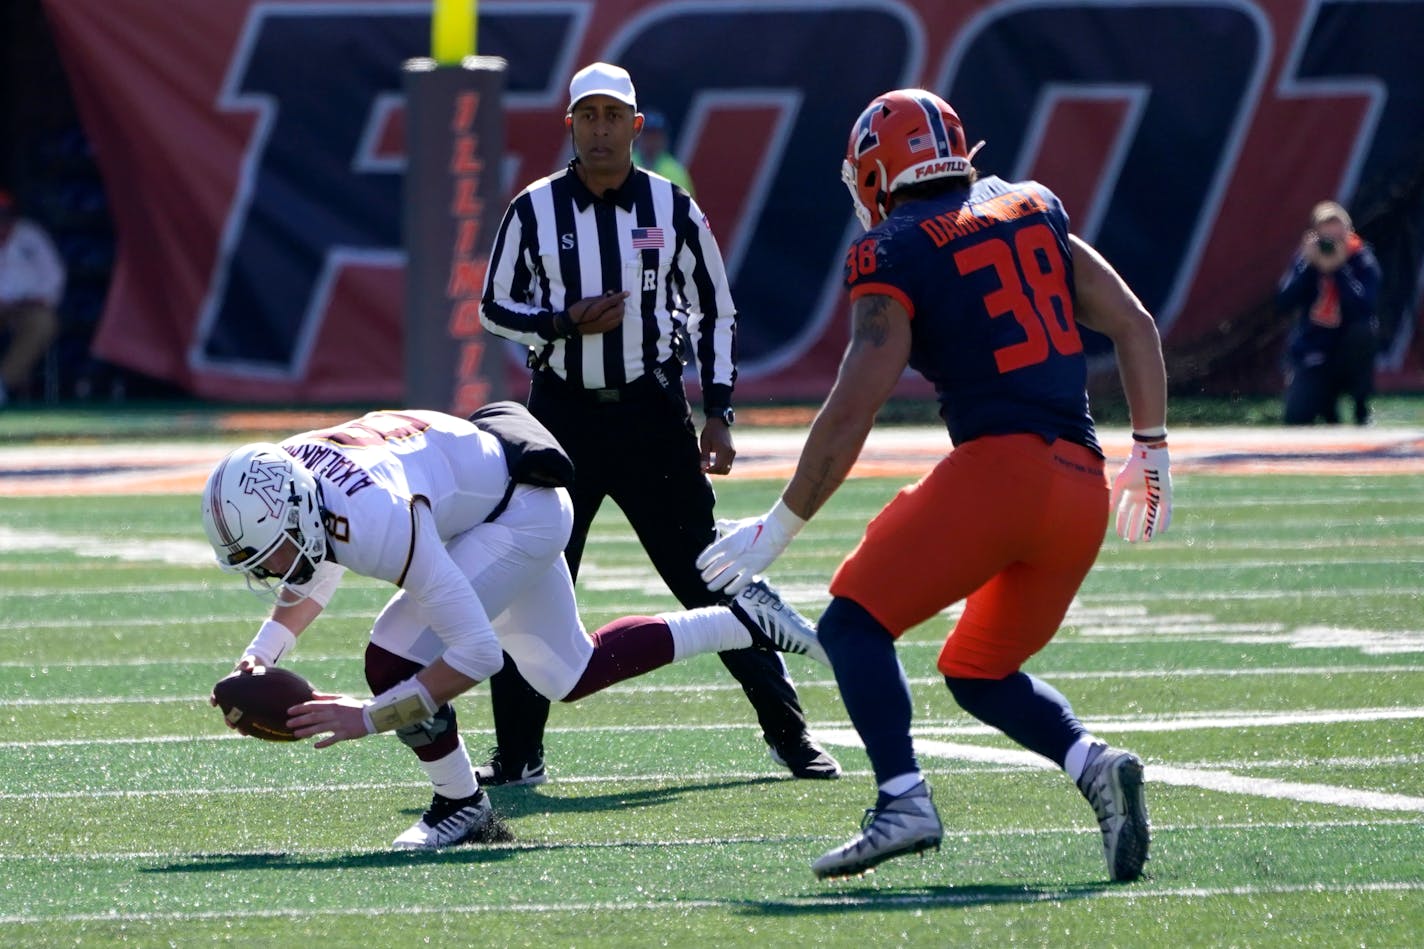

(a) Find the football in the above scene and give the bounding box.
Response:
[212,666,317,742]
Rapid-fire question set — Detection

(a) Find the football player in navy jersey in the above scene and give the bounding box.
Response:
[698,89,1172,881]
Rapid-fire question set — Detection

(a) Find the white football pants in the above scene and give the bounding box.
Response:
[369,484,593,700]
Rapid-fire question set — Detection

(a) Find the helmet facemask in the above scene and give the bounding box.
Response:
[230,496,325,605]
[842,157,889,231]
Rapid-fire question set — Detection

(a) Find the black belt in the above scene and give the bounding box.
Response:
[535,358,683,404]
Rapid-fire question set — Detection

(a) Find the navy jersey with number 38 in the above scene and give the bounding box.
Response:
[843,175,1099,454]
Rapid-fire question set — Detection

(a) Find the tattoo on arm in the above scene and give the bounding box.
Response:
[801,461,840,514]
[791,293,901,516]
[850,296,892,349]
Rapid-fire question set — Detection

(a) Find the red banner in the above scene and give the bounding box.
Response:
[43,0,1424,403]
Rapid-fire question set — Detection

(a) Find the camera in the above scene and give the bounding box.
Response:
[1317,237,1337,254]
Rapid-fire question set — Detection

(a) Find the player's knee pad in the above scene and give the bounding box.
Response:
[394,702,456,749]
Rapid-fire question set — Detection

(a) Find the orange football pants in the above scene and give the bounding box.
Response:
[829,433,1107,680]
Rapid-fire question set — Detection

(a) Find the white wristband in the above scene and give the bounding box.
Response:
[361,676,439,734]
[769,498,808,537]
[245,619,296,666]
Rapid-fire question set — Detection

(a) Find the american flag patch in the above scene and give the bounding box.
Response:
[630,227,665,249]
[907,133,935,153]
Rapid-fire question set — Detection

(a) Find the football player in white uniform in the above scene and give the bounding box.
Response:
[201,406,824,850]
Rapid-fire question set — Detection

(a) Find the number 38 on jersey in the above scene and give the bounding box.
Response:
[955,222,1082,374]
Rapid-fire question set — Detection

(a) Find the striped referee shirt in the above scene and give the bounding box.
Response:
[480,161,737,412]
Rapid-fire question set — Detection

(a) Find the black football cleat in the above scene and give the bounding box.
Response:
[769,737,842,779]
[474,746,548,787]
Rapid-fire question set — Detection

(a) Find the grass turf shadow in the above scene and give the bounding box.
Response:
[735,879,1115,915]
[141,844,518,874]
[466,774,784,820]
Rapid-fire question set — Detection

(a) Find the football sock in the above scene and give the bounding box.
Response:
[561,616,677,701]
[878,772,925,804]
[818,597,919,785]
[659,606,752,660]
[945,671,1087,767]
[1064,735,1107,782]
[421,738,479,800]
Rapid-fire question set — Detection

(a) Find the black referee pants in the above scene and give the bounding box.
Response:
[484,368,812,760]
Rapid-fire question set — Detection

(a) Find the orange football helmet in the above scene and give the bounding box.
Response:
[841,89,983,229]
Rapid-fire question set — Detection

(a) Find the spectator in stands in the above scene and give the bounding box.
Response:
[633,110,694,195]
[0,189,66,407]
[1278,201,1381,425]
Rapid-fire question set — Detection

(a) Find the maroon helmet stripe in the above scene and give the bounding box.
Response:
[209,457,238,548]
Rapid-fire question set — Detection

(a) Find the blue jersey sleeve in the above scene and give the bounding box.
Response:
[842,224,918,318]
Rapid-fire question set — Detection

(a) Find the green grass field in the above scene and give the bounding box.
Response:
[3,466,1424,946]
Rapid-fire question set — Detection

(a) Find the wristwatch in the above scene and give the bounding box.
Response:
[708,407,735,426]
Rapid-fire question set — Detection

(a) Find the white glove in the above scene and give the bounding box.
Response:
[697,500,806,595]
[1111,438,1173,542]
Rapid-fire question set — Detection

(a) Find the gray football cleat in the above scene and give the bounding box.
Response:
[812,781,943,879]
[1077,746,1150,881]
[729,578,830,666]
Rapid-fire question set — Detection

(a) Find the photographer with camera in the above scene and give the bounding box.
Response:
[1277,201,1381,425]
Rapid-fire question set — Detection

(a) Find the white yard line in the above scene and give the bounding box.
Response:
[6,540,1424,584]
[0,526,213,567]
[4,425,1424,497]
[0,816,1414,861]
[2,880,1421,925]
[6,757,1424,803]
[6,704,1424,743]
[816,724,1424,813]
[6,708,1423,812]
[1,658,1421,688]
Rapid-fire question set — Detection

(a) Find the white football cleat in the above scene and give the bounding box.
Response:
[729,578,829,666]
[392,790,494,849]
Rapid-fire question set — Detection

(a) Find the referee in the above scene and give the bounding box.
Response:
[478,62,839,784]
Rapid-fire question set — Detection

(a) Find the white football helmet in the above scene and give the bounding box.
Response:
[201,443,326,602]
